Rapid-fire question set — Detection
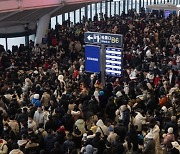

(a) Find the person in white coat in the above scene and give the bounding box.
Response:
[133,111,146,132]
[33,106,44,127]
[96,119,109,137]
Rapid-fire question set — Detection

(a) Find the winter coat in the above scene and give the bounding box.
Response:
[107,132,117,145]
[96,119,109,137]
[143,139,155,154]
[152,125,161,154]
[33,111,44,127]
[25,142,39,154]
[31,98,41,108]
[41,92,50,107]
[84,144,98,154]
[133,112,146,132]
[62,113,74,132]
[44,134,56,152]
[28,120,37,131]
[163,133,175,147]
[75,119,86,134]
[0,139,8,154]
[8,120,19,135]
[9,149,23,154]
[122,108,130,128]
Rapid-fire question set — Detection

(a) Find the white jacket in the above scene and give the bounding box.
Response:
[133,112,146,132]
[33,111,44,126]
[96,119,109,137]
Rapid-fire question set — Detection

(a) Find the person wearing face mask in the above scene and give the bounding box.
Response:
[2,123,16,141]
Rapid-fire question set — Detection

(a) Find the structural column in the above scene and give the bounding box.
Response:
[35,14,51,45]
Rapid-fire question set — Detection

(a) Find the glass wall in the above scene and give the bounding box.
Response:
[0,38,6,50]
[7,37,25,51]
[1,0,180,50]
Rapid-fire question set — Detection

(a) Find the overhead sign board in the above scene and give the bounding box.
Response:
[84,32,123,47]
[85,45,100,73]
[106,47,122,77]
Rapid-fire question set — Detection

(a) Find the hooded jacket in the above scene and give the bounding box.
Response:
[96,119,109,137]
[133,112,146,132]
[75,119,86,134]
[0,139,8,154]
[9,149,23,154]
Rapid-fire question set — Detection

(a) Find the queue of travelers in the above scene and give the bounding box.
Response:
[0,8,179,154]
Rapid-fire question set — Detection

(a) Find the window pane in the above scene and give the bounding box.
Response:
[29,34,35,42]
[111,2,115,16]
[0,38,6,50]
[7,37,25,51]
[92,4,96,18]
[51,17,56,29]
[75,9,80,23]
[70,12,74,24]
[81,7,85,21]
[65,13,69,21]
[58,15,62,25]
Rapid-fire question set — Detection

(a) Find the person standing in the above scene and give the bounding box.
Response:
[33,107,44,127]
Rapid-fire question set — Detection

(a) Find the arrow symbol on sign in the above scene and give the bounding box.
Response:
[87,35,93,40]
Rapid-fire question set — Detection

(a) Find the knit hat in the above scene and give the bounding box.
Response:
[168,127,173,134]
[34,94,39,99]
[85,144,95,153]
[57,125,65,133]
[171,141,180,151]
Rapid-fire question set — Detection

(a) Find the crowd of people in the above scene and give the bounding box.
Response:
[0,8,179,154]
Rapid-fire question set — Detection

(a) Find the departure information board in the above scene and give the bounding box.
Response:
[105,47,122,77]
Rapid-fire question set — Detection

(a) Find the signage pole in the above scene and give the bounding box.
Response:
[100,45,106,87]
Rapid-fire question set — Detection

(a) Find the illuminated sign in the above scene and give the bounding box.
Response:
[84,32,123,47]
[85,45,100,73]
[106,47,122,77]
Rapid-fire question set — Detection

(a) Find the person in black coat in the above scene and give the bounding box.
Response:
[45,116,58,132]
[105,97,117,121]
[72,126,82,149]
[44,129,56,153]
[92,132,105,154]
[62,111,74,132]
[55,125,66,145]
[50,142,63,154]
[127,124,139,152]
[165,116,178,138]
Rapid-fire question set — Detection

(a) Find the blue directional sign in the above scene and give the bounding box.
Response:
[85,45,100,73]
[84,32,123,47]
[106,47,122,77]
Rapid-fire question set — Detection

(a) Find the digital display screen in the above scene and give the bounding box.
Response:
[105,47,122,77]
[164,10,172,19]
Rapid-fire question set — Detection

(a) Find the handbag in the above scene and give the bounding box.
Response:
[99,126,108,142]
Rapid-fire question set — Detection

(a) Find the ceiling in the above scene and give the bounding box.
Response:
[0,0,102,35]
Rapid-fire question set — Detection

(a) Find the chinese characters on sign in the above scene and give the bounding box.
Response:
[84,32,123,47]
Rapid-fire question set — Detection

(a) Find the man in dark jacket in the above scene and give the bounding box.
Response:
[50,142,63,154]
[142,132,155,154]
[165,116,178,138]
[44,129,56,153]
